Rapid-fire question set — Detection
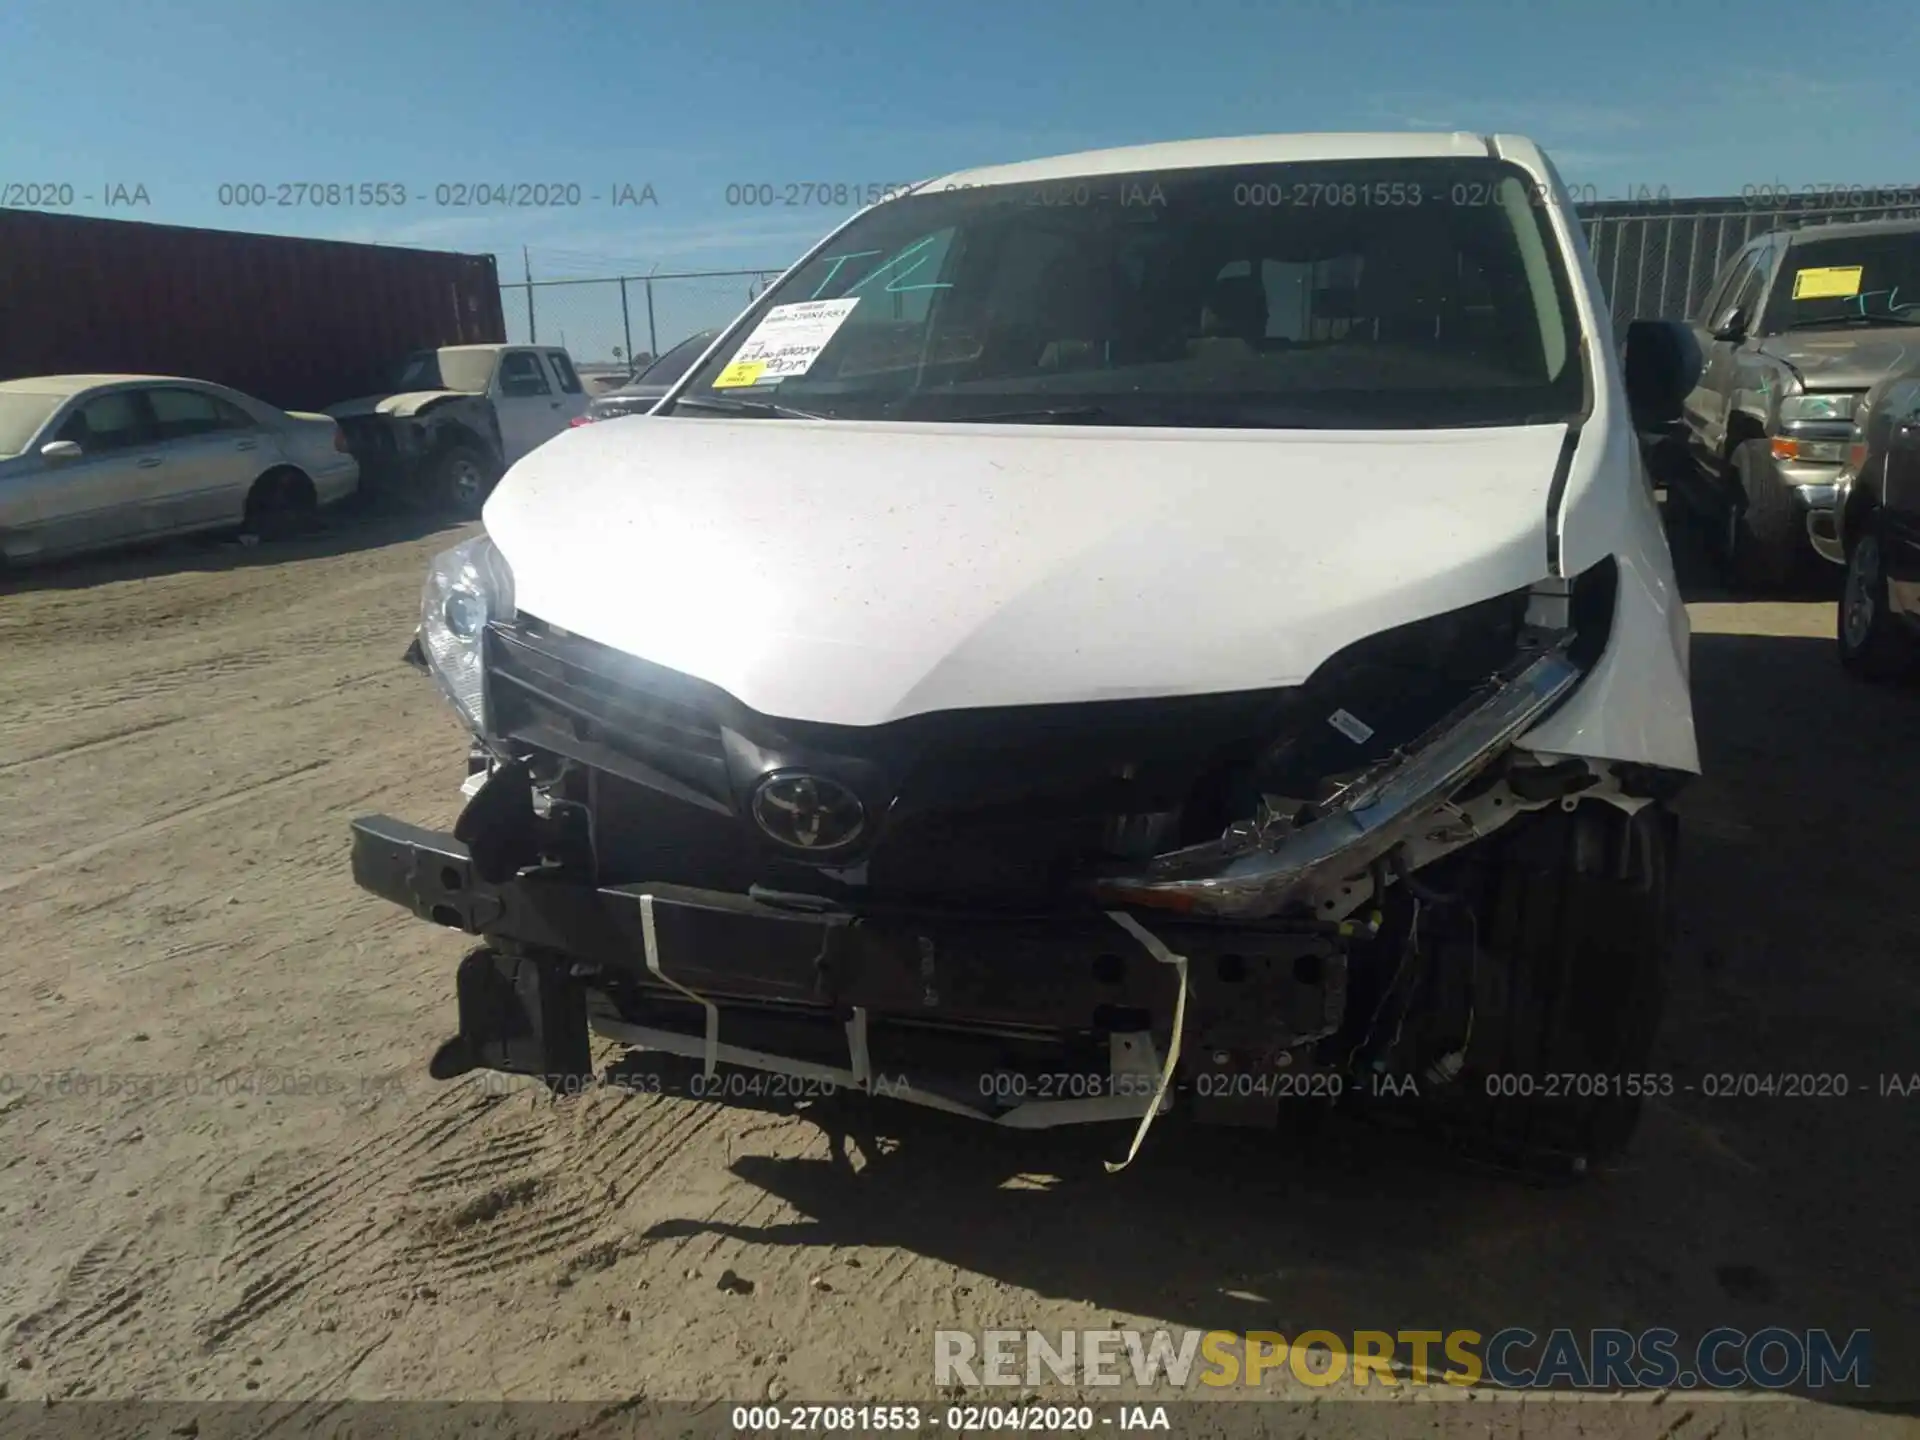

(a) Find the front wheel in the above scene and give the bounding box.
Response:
[1724,439,1804,592]
[1838,514,1917,682]
[1362,800,1675,1174]
[426,444,496,518]
[241,468,317,541]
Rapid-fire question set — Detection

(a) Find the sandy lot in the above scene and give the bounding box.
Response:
[1,513,1915,1434]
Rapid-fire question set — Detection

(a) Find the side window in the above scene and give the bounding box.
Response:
[1260,259,1311,341]
[1708,252,1761,328]
[1697,251,1750,325]
[145,387,231,441]
[1744,242,1784,332]
[1196,260,1269,347]
[544,351,583,395]
[53,391,151,453]
[1729,249,1770,326]
[1258,255,1367,342]
[497,352,552,397]
[213,396,259,430]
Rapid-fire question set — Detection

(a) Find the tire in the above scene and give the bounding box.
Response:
[241,468,317,541]
[426,444,494,518]
[1383,801,1675,1174]
[1837,511,1917,682]
[1724,439,1803,592]
[1659,485,1720,584]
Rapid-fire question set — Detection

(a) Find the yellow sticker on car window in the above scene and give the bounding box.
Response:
[1793,266,1864,300]
[706,298,861,390]
[711,360,767,389]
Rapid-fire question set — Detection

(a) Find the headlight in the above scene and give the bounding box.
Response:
[1780,392,1859,423]
[419,534,515,736]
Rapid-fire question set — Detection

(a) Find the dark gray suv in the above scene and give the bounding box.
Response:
[582,329,721,423]
[1673,216,1920,589]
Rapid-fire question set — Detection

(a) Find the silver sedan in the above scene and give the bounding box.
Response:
[0,374,360,565]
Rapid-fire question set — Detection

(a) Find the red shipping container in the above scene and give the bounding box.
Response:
[0,207,505,412]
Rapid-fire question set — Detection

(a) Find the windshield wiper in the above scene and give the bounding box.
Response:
[1786,312,1917,330]
[941,405,1117,424]
[669,394,830,419]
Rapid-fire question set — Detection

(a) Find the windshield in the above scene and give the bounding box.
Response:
[391,348,495,393]
[677,158,1585,428]
[0,391,62,457]
[1765,232,1920,331]
[633,330,720,388]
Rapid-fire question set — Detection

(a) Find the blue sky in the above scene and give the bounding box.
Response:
[5,0,1916,359]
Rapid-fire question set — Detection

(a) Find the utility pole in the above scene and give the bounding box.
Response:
[620,277,634,374]
[523,246,536,342]
[645,263,658,360]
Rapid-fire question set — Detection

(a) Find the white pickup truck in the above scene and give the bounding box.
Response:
[327,344,591,515]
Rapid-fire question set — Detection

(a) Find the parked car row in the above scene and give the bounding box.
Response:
[1623,212,1920,680]
[0,341,620,564]
[1661,215,1920,590]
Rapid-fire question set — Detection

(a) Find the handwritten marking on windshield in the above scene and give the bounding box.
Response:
[808,249,883,300]
[809,234,955,301]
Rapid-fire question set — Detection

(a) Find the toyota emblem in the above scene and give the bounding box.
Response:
[751,772,867,851]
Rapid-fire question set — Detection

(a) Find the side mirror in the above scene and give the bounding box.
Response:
[1623,319,1703,429]
[40,439,82,464]
[1710,306,1748,343]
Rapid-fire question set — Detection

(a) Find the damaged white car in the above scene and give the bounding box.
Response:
[350,132,1701,1175]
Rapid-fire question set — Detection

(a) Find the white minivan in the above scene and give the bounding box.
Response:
[354,133,1704,1175]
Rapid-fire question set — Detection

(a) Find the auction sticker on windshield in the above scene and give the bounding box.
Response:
[711,298,861,387]
[1792,265,1864,300]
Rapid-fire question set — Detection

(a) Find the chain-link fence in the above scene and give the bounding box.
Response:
[499,268,785,372]
[500,197,1920,369]
[1578,197,1920,330]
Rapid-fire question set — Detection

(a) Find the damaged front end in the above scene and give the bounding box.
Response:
[1093,627,1587,925]
[328,393,503,509]
[351,546,1680,1165]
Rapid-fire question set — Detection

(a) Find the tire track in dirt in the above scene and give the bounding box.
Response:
[0,716,190,773]
[199,1080,709,1351]
[0,759,333,896]
[0,668,400,773]
[395,1098,673,1284]
[219,1090,495,1271]
[7,1234,162,1363]
[1,620,407,742]
[397,1097,685,1286]
[201,1091,504,1347]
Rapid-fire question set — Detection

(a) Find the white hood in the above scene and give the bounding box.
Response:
[484,417,1570,727]
[326,391,471,419]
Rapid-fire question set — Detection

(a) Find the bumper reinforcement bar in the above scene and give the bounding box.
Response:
[1093,641,1582,918]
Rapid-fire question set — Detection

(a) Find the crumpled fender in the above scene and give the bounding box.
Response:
[326,390,476,420]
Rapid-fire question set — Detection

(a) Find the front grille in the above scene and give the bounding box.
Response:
[485,589,1532,909]
[486,619,730,807]
[485,615,1300,902]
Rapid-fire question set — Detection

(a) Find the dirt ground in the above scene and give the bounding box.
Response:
[1,511,1915,1435]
